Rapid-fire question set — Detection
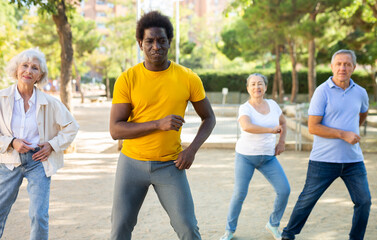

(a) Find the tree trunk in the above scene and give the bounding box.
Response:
[308,11,317,101]
[278,45,285,102]
[52,0,73,111]
[272,70,278,101]
[308,39,316,101]
[288,37,298,103]
[73,57,85,103]
[371,67,377,102]
[275,44,284,103]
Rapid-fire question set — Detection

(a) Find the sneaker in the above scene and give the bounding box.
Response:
[219,230,234,240]
[265,222,282,240]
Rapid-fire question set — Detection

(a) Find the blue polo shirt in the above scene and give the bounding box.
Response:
[308,77,369,163]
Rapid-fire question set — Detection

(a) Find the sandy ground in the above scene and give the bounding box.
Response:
[2,100,377,240]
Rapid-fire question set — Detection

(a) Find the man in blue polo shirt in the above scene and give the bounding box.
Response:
[281,49,371,240]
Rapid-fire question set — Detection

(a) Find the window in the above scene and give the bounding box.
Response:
[97,23,106,29]
[96,12,107,17]
[96,0,106,5]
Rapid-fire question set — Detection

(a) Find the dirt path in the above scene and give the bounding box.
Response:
[2,100,376,240]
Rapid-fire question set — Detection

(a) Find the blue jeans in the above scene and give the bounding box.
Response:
[111,153,201,240]
[225,153,290,232]
[282,160,371,240]
[0,148,51,240]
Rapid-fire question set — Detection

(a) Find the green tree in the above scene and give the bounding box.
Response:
[363,0,377,101]
[19,11,100,101]
[88,49,112,97]
[364,0,377,17]
[10,0,76,111]
[220,0,307,102]
[281,1,314,103]
[21,14,61,79]
[0,0,19,88]
[169,8,198,69]
[330,0,377,100]
[297,0,353,100]
[15,10,100,102]
[70,13,101,102]
[105,13,137,73]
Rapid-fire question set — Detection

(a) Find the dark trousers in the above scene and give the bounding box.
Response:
[282,161,371,240]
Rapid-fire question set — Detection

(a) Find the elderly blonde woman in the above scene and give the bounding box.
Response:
[220,73,290,240]
[0,49,79,240]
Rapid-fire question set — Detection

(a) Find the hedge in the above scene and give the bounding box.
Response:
[105,70,374,98]
[197,70,373,94]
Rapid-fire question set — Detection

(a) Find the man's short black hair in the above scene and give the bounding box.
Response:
[136,11,174,41]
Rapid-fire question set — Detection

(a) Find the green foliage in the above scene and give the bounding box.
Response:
[180,41,196,55]
[16,11,100,80]
[167,8,196,62]
[10,0,79,16]
[178,39,201,68]
[70,13,101,79]
[1,5,58,74]
[319,0,377,101]
[104,9,137,74]
[180,54,203,69]
[219,26,242,61]
[338,2,377,66]
[88,49,112,79]
[220,0,356,63]
[176,6,245,70]
[219,0,317,63]
[1,1,100,84]
[19,14,60,79]
[70,14,101,58]
[10,0,54,13]
[169,7,210,69]
[0,1,22,88]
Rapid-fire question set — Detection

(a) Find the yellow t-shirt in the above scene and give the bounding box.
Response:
[112,61,206,161]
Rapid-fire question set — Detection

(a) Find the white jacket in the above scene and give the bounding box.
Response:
[0,84,79,177]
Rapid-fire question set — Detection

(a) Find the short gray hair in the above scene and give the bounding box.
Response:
[331,49,357,67]
[246,73,268,86]
[5,48,49,88]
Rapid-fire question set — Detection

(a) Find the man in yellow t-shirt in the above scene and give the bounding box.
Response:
[109,11,216,240]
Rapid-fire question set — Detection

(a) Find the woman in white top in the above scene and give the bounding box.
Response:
[220,73,290,240]
[0,49,79,240]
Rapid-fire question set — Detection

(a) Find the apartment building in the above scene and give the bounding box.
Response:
[182,0,229,17]
[80,0,131,34]
[79,0,230,31]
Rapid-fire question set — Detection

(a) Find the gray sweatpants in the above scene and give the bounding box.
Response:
[110,153,201,240]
